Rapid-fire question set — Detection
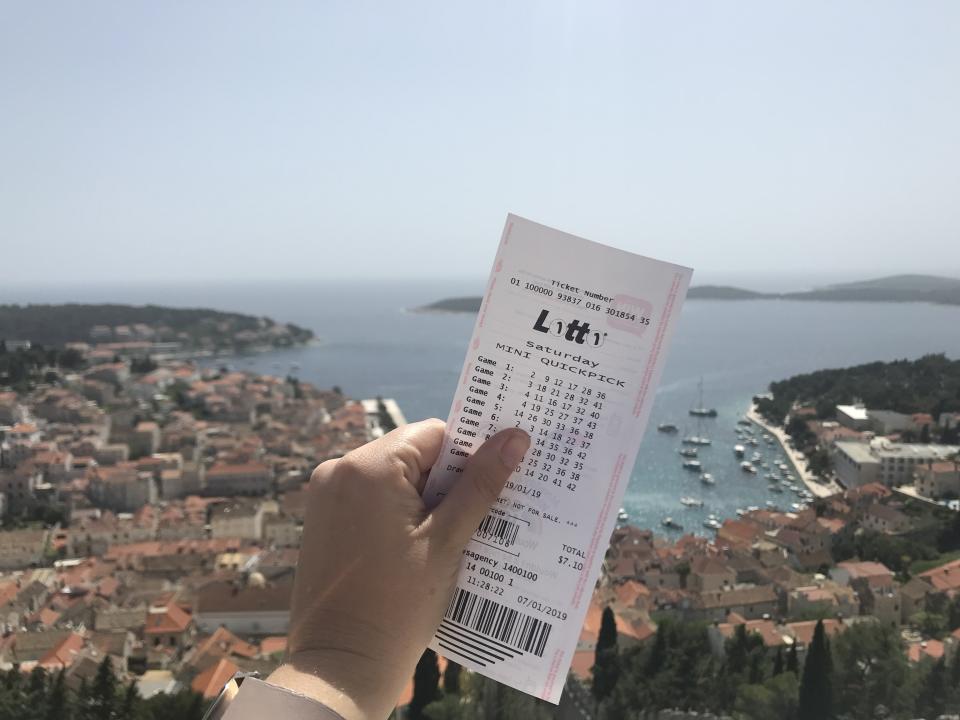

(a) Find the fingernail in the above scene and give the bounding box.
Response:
[500,431,530,468]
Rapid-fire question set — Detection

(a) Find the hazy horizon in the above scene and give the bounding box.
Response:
[3,2,959,285]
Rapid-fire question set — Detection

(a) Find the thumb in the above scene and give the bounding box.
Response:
[429,428,530,550]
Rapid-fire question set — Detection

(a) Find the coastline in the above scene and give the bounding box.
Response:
[746,403,843,499]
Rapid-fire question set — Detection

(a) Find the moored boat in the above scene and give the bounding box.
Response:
[662,517,684,531]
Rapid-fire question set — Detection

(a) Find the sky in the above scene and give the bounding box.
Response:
[2,1,959,290]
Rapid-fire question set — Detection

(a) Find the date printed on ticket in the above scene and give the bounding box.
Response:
[423,214,692,703]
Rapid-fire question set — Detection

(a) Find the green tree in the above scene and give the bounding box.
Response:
[80,656,118,720]
[120,681,140,719]
[140,690,205,720]
[910,610,947,638]
[786,642,799,674]
[772,647,784,676]
[410,649,441,720]
[592,606,619,704]
[832,622,914,718]
[916,657,947,719]
[735,672,798,720]
[46,670,68,720]
[798,620,833,720]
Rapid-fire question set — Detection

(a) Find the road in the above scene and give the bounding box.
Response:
[746,404,843,499]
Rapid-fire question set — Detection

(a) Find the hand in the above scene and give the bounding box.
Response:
[267,419,530,718]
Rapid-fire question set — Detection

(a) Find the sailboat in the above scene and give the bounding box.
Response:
[683,380,713,446]
[689,377,718,417]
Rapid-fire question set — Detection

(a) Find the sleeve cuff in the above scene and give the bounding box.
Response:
[221,676,347,720]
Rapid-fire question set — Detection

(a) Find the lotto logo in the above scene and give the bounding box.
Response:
[532,309,606,347]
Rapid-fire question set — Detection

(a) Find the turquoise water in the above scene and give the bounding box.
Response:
[6,280,960,535]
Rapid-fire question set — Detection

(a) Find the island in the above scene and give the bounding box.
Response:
[0,303,314,352]
[418,274,960,312]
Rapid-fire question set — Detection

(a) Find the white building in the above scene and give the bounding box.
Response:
[834,439,959,488]
[837,404,871,431]
[915,461,960,499]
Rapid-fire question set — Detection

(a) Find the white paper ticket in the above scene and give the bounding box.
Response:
[423,214,691,702]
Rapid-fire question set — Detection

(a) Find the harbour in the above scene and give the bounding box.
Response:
[8,279,960,537]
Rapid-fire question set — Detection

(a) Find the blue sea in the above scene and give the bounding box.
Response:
[6,279,960,535]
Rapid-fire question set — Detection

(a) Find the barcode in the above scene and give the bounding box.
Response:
[443,587,552,658]
[476,513,521,548]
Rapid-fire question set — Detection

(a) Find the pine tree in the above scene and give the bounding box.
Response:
[645,624,668,676]
[76,678,93,720]
[120,681,140,719]
[26,667,48,720]
[952,644,960,689]
[798,620,833,720]
[45,670,68,720]
[727,624,750,675]
[748,651,764,685]
[443,661,461,695]
[91,656,117,720]
[919,657,947,719]
[773,647,784,676]
[592,606,620,703]
[786,641,799,674]
[409,649,440,720]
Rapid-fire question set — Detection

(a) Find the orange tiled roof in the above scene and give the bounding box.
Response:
[38,632,85,669]
[145,603,193,635]
[908,639,945,663]
[920,558,960,593]
[191,657,239,699]
[259,636,287,657]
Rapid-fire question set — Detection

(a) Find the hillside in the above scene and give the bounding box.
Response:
[0,303,314,351]
[418,275,960,312]
[685,285,767,300]
[755,353,960,425]
[414,296,483,313]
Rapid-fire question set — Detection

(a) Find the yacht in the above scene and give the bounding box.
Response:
[740,461,757,474]
[617,508,629,523]
[658,423,679,434]
[680,496,704,508]
[734,444,746,458]
[682,435,712,446]
[689,378,718,417]
[703,517,722,530]
[679,448,699,458]
[766,501,779,510]
[700,472,716,486]
[737,418,752,426]
[768,484,784,494]
[682,459,702,471]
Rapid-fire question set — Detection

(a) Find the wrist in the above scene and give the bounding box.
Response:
[267,650,401,720]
